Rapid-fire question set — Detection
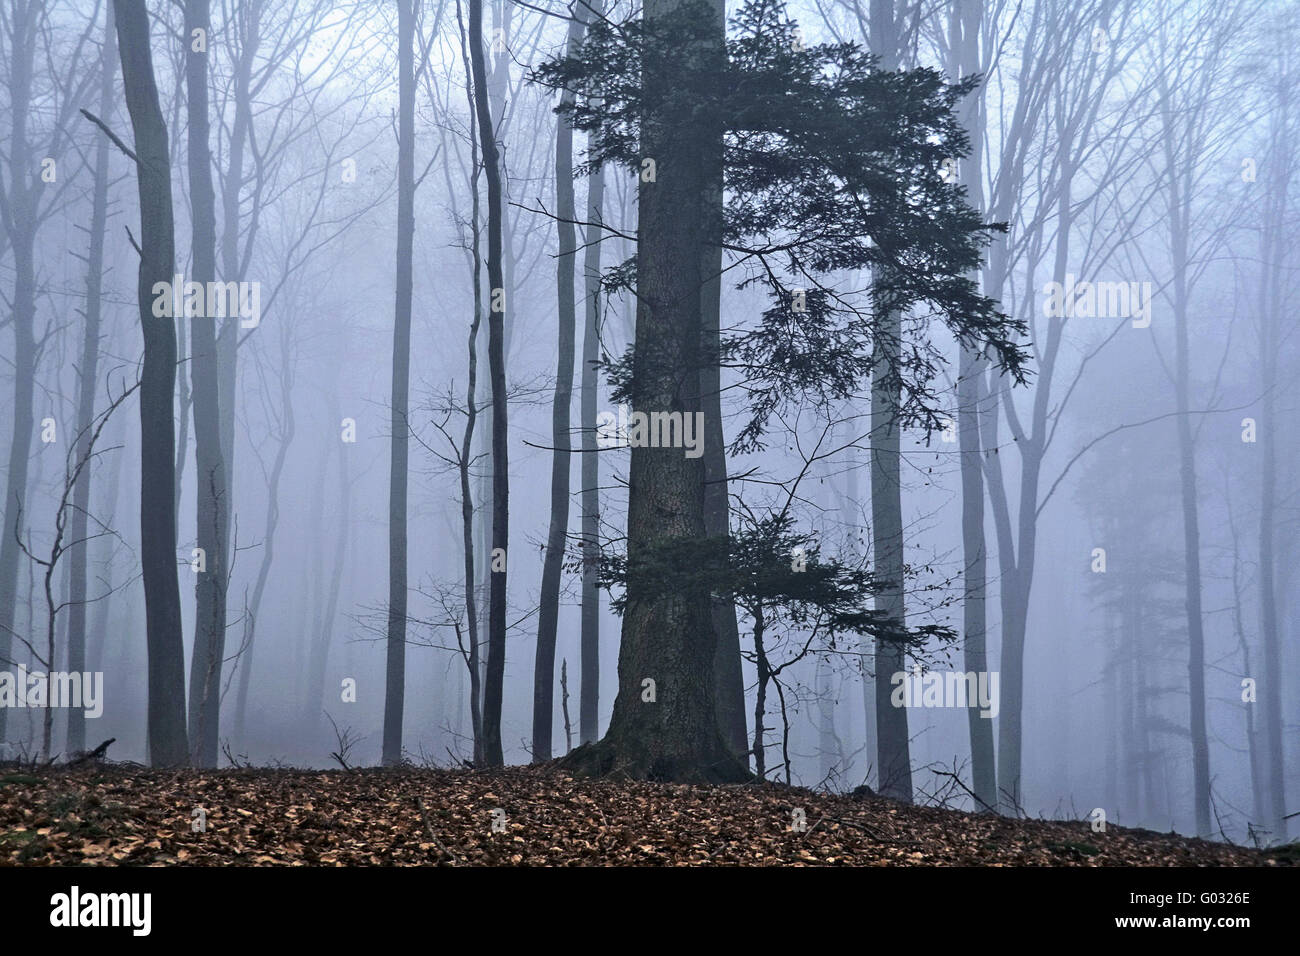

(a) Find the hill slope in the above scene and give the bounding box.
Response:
[0,765,1289,866]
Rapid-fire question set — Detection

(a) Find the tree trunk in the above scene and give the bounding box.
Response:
[868,0,912,806]
[561,0,747,784]
[950,0,995,812]
[533,6,589,762]
[1257,98,1288,839]
[184,0,230,769]
[1161,88,1211,834]
[66,2,118,756]
[699,0,747,758]
[382,0,417,766]
[114,0,189,766]
[232,336,295,743]
[579,85,605,748]
[0,0,38,744]
[469,0,510,767]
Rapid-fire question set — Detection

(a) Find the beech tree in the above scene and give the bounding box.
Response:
[536,0,1026,781]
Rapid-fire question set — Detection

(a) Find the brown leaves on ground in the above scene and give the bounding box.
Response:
[0,765,1288,866]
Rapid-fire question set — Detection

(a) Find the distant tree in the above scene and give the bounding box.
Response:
[66,1,119,756]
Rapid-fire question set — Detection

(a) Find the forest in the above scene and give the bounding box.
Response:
[0,0,1297,874]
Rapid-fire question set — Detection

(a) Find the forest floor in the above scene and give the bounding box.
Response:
[0,763,1293,866]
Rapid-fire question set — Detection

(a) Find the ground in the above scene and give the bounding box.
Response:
[0,764,1291,866]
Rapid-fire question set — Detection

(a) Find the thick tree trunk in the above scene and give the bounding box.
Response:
[114,0,189,766]
[382,0,417,766]
[184,0,230,769]
[66,3,118,756]
[561,0,747,784]
[469,0,510,767]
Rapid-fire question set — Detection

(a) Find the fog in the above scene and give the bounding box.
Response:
[0,0,1295,846]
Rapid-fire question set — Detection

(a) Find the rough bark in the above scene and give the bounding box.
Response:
[562,0,747,784]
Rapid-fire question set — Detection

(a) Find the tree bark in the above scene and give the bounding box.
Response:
[699,0,747,758]
[950,0,996,812]
[114,0,189,766]
[561,0,747,783]
[382,0,417,766]
[184,0,230,769]
[579,79,605,748]
[0,0,39,743]
[469,0,510,767]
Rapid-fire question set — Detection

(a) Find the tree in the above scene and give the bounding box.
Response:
[184,0,231,769]
[111,0,189,766]
[383,0,419,767]
[536,0,1026,782]
[468,0,510,767]
[66,0,118,756]
[948,0,996,812]
[533,1,592,762]
[0,0,98,742]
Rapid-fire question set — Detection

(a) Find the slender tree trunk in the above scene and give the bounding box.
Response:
[949,0,995,811]
[1257,101,1289,839]
[232,346,294,742]
[868,0,911,805]
[579,100,605,747]
[0,0,38,744]
[305,392,349,732]
[701,0,747,760]
[66,2,118,756]
[1161,99,1212,834]
[184,0,230,768]
[533,6,589,762]
[382,0,417,766]
[114,0,189,766]
[469,0,510,767]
